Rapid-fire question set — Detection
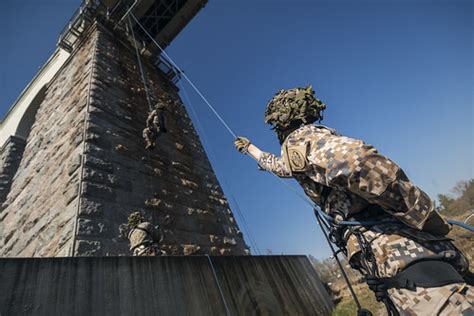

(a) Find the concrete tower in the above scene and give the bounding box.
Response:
[0,0,248,257]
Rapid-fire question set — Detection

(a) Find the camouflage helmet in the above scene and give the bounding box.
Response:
[264,85,326,130]
[127,211,145,228]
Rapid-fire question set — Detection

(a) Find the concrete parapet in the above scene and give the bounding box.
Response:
[0,255,333,315]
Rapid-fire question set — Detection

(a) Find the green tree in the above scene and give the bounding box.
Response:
[437,179,474,217]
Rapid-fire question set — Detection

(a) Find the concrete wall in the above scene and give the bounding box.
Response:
[0,22,248,257]
[0,256,334,315]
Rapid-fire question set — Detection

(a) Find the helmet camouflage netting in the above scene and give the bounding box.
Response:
[127,211,145,228]
[264,85,326,130]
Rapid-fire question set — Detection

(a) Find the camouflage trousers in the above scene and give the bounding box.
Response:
[346,222,473,315]
[390,283,474,315]
[133,244,164,256]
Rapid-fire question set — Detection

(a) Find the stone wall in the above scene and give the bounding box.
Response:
[74,24,247,256]
[0,136,26,247]
[0,136,26,210]
[0,28,97,257]
[0,23,248,257]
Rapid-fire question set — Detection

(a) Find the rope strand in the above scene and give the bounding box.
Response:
[180,81,262,255]
[128,15,153,112]
[130,13,237,138]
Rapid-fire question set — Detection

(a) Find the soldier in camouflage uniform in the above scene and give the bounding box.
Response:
[143,100,167,150]
[234,86,473,315]
[127,211,165,256]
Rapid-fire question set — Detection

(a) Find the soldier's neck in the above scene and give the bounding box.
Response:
[277,125,304,144]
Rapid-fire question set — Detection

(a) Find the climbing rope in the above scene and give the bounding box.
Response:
[130,12,237,138]
[124,6,262,255]
[127,15,153,112]
[179,81,262,255]
[314,211,367,315]
[206,255,232,316]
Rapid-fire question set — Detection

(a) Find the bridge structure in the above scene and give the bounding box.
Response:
[1,0,205,148]
[0,1,334,314]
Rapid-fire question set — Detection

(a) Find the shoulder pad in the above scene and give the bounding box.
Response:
[284,143,311,172]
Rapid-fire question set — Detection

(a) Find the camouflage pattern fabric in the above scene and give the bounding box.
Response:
[128,222,162,256]
[258,124,445,230]
[390,283,474,315]
[264,86,326,130]
[133,244,165,256]
[142,126,157,150]
[142,102,167,150]
[258,124,473,315]
[346,223,472,315]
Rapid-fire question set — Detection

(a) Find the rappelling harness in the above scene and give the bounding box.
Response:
[314,194,471,316]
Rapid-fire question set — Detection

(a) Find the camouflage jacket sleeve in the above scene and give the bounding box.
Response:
[258,152,292,178]
[289,125,446,231]
[139,222,160,242]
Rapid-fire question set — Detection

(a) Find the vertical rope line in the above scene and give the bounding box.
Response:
[179,81,261,255]
[129,12,319,213]
[315,211,363,311]
[130,13,236,138]
[128,15,153,112]
[71,32,99,256]
[206,255,231,316]
[229,195,262,255]
[129,12,320,212]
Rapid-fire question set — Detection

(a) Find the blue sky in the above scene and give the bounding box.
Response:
[1,0,472,258]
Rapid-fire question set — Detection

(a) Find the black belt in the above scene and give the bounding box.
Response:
[379,260,465,291]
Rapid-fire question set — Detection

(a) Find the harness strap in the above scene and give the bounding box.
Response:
[379,260,465,291]
[320,186,333,205]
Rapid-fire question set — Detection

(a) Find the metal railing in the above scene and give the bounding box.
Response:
[57,0,101,52]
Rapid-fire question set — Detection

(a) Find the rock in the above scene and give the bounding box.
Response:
[77,218,106,236]
[79,199,104,217]
[75,240,102,256]
[63,185,79,206]
[224,237,237,246]
[144,198,161,207]
[182,244,201,255]
[68,154,82,175]
[181,178,199,189]
[163,215,174,227]
[115,144,126,151]
[219,248,231,255]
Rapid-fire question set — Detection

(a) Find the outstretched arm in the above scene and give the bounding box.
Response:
[234,136,291,178]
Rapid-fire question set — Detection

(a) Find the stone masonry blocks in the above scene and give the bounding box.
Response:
[0,22,248,257]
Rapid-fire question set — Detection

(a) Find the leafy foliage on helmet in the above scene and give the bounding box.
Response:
[264,85,326,130]
[127,211,145,228]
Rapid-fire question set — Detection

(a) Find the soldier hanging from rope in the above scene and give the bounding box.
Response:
[234,85,473,315]
[142,95,170,150]
[127,211,166,256]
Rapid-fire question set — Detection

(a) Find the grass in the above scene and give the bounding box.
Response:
[332,284,387,316]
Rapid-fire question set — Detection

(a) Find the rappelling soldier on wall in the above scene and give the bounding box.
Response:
[143,97,168,150]
[127,211,166,256]
[234,85,473,315]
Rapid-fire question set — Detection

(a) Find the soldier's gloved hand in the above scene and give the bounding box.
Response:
[234,136,251,154]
